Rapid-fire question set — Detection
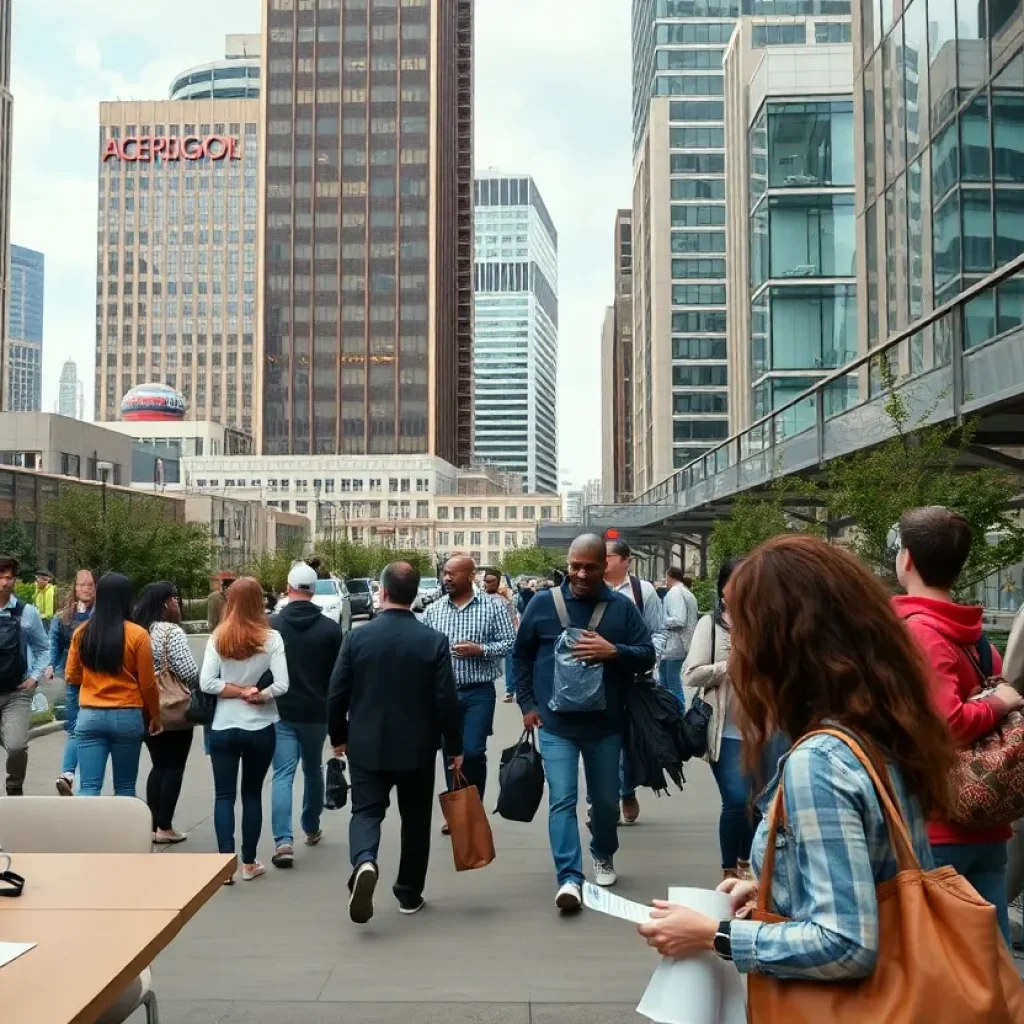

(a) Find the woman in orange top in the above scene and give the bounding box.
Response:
[65,572,161,796]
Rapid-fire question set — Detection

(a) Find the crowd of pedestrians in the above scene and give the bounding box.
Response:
[3,506,1024,1008]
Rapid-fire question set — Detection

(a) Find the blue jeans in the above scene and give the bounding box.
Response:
[710,736,758,870]
[209,725,276,865]
[76,707,145,797]
[659,659,686,710]
[271,719,327,846]
[542,730,621,885]
[61,682,80,775]
[932,841,1011,945]
[444,682,496,801]
[504,659,515,697]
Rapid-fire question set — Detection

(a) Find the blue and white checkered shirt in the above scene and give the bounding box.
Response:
[423,590,516,688]
[731,731,934,981]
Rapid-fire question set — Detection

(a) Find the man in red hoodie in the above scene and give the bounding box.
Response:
[893,505,1023,943]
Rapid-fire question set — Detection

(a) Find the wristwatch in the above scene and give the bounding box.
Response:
[713,920,733,960]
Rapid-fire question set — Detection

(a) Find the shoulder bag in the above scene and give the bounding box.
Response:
[154,627,193,730]
[680,616,714,758]
[548,587,608,713]
[748,727,1024,1024]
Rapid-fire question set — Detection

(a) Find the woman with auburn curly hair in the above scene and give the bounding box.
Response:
[638,534,958,980]
[200,576,289,883]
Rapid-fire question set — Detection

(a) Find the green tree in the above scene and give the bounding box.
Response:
[827,360,1024,592]
[499,546,565,578]
[708,476,822,572]
[45,489,212,595]
[312,539,432,580]
[0,520,38,574]
[243,551,295,594]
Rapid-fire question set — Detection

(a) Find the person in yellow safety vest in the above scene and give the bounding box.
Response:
[33,571,56,630]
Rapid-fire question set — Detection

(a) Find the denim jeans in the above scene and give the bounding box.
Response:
[210,725,276,865]
[271,719,327,846]
[444,683,496,801]
[541,730,621,885]
[932,840,1011,945]
[709,736,759,870]
[659,659,686,711]
[504,659,515,697]
[0,690,31,795]
[61,682,80,775]
[76,707,145,797]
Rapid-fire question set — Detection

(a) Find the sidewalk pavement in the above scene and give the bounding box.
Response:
[20,695,724,1024]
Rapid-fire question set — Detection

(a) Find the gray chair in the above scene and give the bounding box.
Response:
[0,796,159,1023]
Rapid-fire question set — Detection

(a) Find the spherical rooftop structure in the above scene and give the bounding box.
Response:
[121,383,186,422]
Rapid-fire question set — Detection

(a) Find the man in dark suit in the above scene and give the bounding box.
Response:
[328,561,463,924]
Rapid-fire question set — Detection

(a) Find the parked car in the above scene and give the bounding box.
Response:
[370,580,381,610]
[275,576,352,634]
[418,577,440,598]
[346,577,376,620]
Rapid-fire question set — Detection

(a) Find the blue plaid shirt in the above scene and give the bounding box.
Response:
[423,590,515,688]
[731,732,933,981]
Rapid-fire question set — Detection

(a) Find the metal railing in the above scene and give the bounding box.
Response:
[593,250,1024,527]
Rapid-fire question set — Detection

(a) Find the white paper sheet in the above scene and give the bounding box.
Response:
[636,887,747,1024]
[582,882,654,923]
[0,943,36,970]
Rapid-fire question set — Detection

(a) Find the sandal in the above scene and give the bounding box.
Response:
[153,830,188,845]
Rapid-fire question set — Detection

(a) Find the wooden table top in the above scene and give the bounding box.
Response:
[0,853,235,1024]
[3,852,236,912]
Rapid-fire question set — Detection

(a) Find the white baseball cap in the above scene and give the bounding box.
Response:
[287,563,318,593]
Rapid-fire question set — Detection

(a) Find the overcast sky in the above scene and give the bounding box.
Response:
[11,0,632,488]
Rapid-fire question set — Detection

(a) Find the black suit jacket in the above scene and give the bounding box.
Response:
[327,608,463,771]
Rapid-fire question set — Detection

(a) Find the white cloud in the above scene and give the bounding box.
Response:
[12,0,633,488]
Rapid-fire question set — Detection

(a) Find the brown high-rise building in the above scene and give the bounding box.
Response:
[0,0,13,411]
[258,0,473,461]
[601,209,634,503]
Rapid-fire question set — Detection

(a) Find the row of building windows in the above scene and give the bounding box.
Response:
[436,504,557,521]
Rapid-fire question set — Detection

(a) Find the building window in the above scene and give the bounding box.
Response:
[488,531,500,546]
[453,531,465,546]
[437,506,449,519]
[505,506,518,520]
[488,507,500,520]
[470,532,482,546]
[453,507,466,521]
[752,23,805,47]
[438,531,449,546]
[522,506,536,519]
[470,506,482,520]
[60,453,81,477]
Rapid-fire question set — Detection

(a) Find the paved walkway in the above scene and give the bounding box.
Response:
[20,694,724,1023]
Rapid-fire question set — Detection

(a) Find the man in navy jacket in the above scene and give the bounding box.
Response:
[513,533,655,911]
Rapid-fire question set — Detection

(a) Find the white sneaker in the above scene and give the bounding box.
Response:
[349,862,378,924]
[593,858,617,887]
[555,881,583,912]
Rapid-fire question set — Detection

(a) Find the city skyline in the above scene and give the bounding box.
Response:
[9,0,630,490]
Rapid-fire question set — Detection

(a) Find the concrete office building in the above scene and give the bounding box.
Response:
[57,360,85,420]
[258,0,474,463]
[5,245,45,412]
[631,0,734,491]
[0,1,11,409]
[95,36,261,435]
[853,0,1024,360]
[601,209,635,502]
[724,16,855,435]
[473,172,558,494]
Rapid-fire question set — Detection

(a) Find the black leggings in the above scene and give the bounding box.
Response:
[144,728,194,831]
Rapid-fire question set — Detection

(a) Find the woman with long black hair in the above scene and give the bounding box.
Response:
[65,573,160,796]
[135,582,199,842]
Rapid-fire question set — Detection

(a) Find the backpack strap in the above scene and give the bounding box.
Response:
[976,634,994,679]
[9,602,23,621]
[587,602,608,631]
[629,574,644,610]
[549,586,570,629]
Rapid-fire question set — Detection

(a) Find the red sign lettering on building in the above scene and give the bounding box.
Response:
[101,135,241,163]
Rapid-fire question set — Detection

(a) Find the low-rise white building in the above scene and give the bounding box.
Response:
[172,454,561,565]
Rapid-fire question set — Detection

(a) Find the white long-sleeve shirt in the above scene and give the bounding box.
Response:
[200,630,289,732]
[662,583,699,660]
[609,576,666,657]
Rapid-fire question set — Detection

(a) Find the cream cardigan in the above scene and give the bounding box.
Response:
[682,613,733,763]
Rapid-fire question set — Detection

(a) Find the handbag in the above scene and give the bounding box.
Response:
[324,756,349,810]
[496,729,545,823]
[680,617,717,758]
[185,687,216,726]
[948,638,1024,827]
[438,767,496,871]
[154,628,193,730]
[748,727,1024,1024]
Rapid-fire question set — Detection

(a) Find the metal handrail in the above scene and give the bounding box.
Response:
[627,250,1024,509]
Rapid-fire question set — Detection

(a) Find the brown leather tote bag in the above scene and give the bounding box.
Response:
[438,768,496,872]
[747,728,1024,1024]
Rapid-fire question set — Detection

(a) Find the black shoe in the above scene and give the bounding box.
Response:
[6,788,22,797]
[398,896,426,916]
[349,862,378,924]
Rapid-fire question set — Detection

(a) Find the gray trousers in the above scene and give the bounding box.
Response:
[0,690,31,794]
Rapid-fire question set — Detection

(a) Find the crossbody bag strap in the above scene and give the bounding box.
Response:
[756,726,920,913]
[629,574,644,610]
[549,586,570,629]
[587,601,608,631]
